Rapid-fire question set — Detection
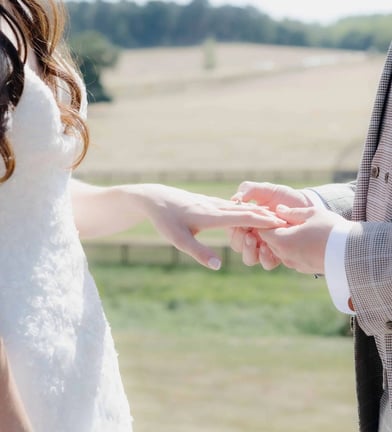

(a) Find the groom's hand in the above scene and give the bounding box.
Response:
[259,205,353,274]
[232,181,313,211]
[229,181,313,269]
[229,227,282,269]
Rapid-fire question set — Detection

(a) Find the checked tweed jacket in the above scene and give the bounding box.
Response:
[312,43,392,432]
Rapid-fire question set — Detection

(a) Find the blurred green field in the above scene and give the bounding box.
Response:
[94,263,349,336]
[116,332,355,432]
[91,263,357,432]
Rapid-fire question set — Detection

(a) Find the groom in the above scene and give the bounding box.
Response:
[229,42,392,432]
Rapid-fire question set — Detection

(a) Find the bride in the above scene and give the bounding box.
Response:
[0,0,282,430]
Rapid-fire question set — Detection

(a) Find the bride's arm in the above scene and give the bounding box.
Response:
[70,178,285,269]
[70,179,146,239]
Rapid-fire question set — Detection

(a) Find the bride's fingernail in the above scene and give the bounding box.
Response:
[208,257,221,270]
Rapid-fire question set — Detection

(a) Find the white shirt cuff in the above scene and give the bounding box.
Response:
[324,223,354,315]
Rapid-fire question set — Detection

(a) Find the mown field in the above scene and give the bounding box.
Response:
[78,43,385,177]
[78,43,377,431]
[95,263,356,432]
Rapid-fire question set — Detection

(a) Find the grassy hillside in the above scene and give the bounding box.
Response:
[116,331,355,432]
[94,262,357,432]
[94,263,349,337]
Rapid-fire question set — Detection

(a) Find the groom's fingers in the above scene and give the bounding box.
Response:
[229,227,247,253]
[207,211,286,230]
[233,181,275,204]
[259,243,281,270]
[275,205,315,225]
[242,233,260,266]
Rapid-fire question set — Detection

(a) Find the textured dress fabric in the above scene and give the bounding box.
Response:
[0,65,133,431]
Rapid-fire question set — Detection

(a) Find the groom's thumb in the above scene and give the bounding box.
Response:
[275,204,314,225]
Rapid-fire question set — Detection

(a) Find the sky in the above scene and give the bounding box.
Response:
[206,0,392,24]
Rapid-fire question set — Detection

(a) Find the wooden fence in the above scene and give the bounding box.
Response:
[75,168,357,186]
[83,238,244,269]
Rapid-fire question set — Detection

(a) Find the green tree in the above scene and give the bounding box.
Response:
[65,1,392,52]
[275,19,309,46]
[70,31,120,103]
[174,0,210,44]
[327,15,392,51]
[139,1,179,46]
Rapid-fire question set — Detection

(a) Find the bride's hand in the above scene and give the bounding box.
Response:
[136,184,286,270]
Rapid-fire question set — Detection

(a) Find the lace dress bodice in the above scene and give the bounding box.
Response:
[0,65,133,431]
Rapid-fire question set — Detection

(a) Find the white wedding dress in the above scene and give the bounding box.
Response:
[0,64,133,430]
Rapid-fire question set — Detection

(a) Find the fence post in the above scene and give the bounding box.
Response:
[222,245,231,269]
[171,246,180,266]
[120,244,129,265]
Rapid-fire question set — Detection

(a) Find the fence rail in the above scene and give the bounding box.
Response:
[75,168,357,185]
[83,238,243,268]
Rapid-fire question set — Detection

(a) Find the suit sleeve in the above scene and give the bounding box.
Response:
[345,222,392,336]
[307,181,356,220]
[310,181,392,336]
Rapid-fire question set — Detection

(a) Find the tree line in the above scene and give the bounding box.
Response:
[67,0,392,102]
[66,0,392,52]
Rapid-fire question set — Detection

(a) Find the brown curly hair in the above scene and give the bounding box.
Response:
[0,0,89,182]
